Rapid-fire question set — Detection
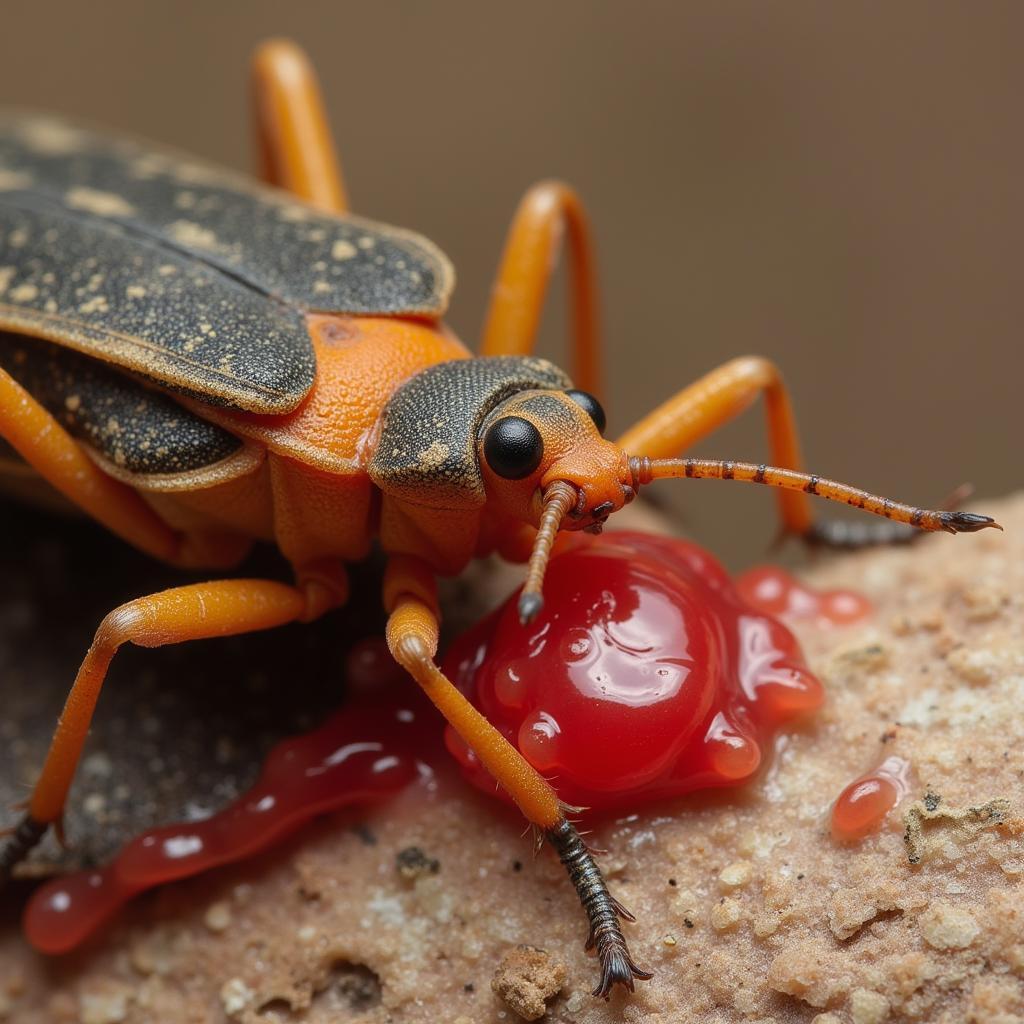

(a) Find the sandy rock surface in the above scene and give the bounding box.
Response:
[0,496,1021,1023]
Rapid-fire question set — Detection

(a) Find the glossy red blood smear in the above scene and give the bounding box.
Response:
[443,532,824,811]
[736,565,872,626]
[24,682,430,955]
[831,755,911,842]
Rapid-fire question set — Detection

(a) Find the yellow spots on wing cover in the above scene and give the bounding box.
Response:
[332,240,357,261]
[278,204,310,223]
[168,220,220,251]
[79,295,110,315]
[0,168,32,190]
[65,187,137,219]
[8,283,38,303]
[17,118,84,156]
[126,285,147,299]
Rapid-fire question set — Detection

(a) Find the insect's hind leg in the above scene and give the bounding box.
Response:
[0,569,348,881]
[616,355,948,548]
[480,181,603,399]
[383,555,650,997]
[250,38,348,213]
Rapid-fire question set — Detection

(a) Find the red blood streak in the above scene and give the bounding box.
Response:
[443,532,824,811]
[735,566,872,627]
[831,755,911,842]
[24,689,429,955]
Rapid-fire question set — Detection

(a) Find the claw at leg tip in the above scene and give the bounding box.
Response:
[518,592,544,625]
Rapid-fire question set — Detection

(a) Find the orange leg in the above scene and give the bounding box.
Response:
[480,181,603,399]
[250,38,348,213]
[383,555,650,997]
[617,355,939,546]
[0,573,347,877]
[0,366,247,568]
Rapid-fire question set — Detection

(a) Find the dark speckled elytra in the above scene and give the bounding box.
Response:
[0,111,453,452]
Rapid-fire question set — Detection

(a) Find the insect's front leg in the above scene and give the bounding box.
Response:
[382,555,651,998]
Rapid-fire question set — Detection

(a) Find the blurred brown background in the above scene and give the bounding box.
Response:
[1,1,1020,567]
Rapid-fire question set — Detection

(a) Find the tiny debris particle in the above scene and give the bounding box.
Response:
[958,580,1006,622]
[297,925,317,943]
[919,901,981,950]
[79,983,132,1024]
[710,896,743,931]
[219,977,255,1017]
[946,645,1001,686]
[203,900,232,933]
[719,860,753,888]
[663,933,678,946]
[491,945,567,1021]
[903,795,1010,863]
[849,988,891,1024]
[396,845,440,881]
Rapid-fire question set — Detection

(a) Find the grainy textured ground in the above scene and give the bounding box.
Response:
[0,496,1021,1023]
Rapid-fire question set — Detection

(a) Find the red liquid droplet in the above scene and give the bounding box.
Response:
[736,566,872,627]
[24,696,430,955]
[831,755,911,842]
[443,532,824,810]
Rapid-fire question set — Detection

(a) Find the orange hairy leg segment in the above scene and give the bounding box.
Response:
[631,457,1001,535]
[27,577,344,827]
[0,367,247,569]
[250,38,348,213]
[481,181,603,399]
[383,564,562,829]
[616,355,813,536]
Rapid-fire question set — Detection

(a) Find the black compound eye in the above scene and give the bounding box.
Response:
[565,389,606,434]
[483,416,544,480]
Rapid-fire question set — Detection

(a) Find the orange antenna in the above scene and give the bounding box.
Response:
[629,457,1001,536]
[519,480,578,624]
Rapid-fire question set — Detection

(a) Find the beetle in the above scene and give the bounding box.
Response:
[0,39,998,996]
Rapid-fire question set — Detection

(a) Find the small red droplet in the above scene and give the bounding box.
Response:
[831,755,911,842]
[736,566,872,627]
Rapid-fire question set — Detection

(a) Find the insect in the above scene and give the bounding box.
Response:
[0,38,998,997]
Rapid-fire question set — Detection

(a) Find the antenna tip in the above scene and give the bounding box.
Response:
[518,592,544,625]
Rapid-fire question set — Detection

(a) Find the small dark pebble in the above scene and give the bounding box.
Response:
[668,878,677,887]
[396,845,440,880]
[512,860,522,872]
[684,918,694,928]
[464,983,475,993]
[353,824,378,846]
